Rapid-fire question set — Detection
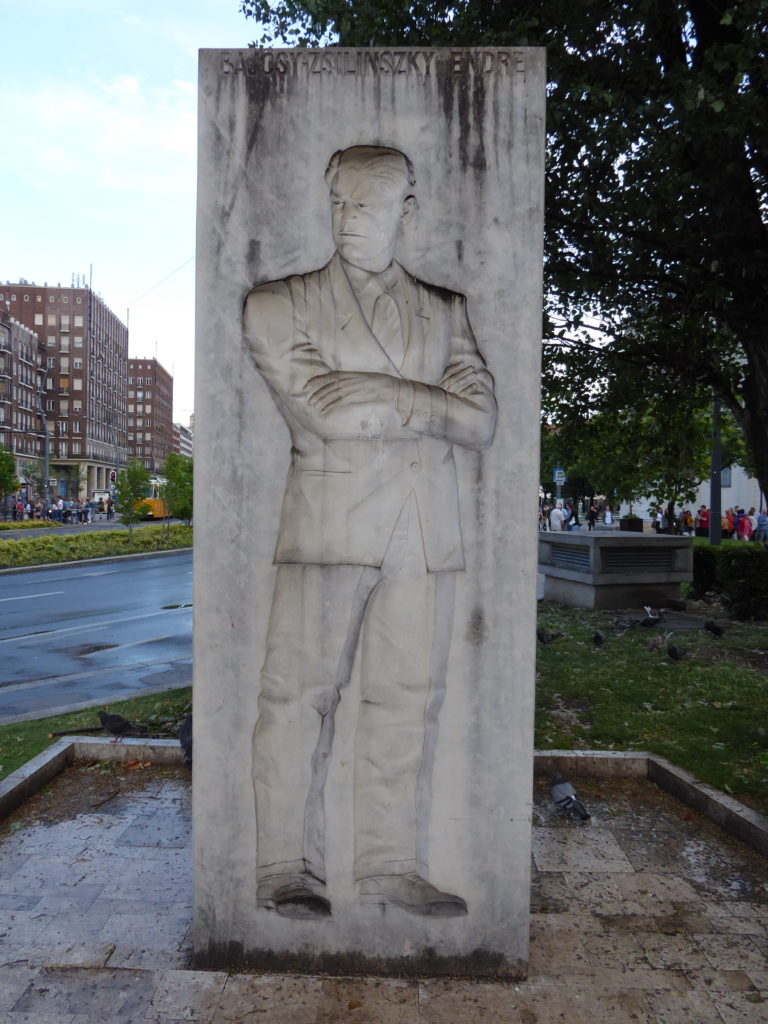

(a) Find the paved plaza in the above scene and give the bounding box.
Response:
[0,764,765,1022]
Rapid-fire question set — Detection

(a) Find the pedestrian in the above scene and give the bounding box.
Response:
[586,504,598,531]
[97,498,105,519]
[106,497,115,521]
[695,505,710,538]
[566,500,580,530]
[604,505,613,526]
[549,502,565,531]
[756,509,768,543]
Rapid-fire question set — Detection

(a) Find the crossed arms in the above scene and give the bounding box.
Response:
[243,276,497,451]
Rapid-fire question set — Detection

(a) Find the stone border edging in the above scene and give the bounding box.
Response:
[0,546,193,576]
[535,748,768,858]
[0,741,765,861]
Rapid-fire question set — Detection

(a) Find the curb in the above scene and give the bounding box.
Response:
[535,749,768,858]
[1,740,764,862]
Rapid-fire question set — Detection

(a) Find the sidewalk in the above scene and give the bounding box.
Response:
[0,764,765,1022]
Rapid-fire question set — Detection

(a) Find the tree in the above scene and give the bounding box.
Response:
[0,446,18,501]
[114,460,151,539]
[240,0,768,498]
[162,453,193,524]
[20,462,47,504]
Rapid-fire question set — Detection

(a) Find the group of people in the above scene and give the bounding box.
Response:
[2,496,115,523]
[540,500,614,532]
[654,503,768,542]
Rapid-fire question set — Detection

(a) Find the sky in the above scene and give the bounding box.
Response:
[0,0,261,425]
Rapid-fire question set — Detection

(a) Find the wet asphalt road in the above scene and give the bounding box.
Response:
[0,550,192,723]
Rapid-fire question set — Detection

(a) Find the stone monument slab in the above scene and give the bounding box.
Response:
[193,45,545,978]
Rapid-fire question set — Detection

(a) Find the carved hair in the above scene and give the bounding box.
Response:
[325,146,416,191]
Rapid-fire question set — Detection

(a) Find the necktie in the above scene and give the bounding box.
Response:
[371,292,405,369]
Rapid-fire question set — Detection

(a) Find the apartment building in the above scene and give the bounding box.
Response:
[173,420,194,458]
[127,357,174,474]
[0,307,46,498]
[0,281,128,498]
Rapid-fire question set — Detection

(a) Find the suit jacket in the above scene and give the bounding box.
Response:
[243,253,497,571]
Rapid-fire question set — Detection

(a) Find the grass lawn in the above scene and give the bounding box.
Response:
[1,602,766,817]
[536,603,768,813]
[0,688,192,782]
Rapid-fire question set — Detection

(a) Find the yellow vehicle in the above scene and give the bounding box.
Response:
[139,477,170,519]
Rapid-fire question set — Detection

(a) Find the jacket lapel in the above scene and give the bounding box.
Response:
[327,253,404,376]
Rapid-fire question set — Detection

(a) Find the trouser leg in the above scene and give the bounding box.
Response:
[252,563,376,885]
[353,495,456,882]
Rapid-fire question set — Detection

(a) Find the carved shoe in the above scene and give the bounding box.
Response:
[258,875,332,919]
[359,873,467,917]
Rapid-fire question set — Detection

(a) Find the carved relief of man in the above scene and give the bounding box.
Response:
[243,146,497,919]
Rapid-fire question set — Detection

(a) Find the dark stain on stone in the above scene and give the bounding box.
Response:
[466,605,487,646]
[76,643,118,656]
[193,941,524,980]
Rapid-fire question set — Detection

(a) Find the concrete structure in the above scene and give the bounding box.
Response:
[539,531,693,610]
[127,357,174,474]
[194,47,545,976]
[0,281,128,498]
[0,307,45,504]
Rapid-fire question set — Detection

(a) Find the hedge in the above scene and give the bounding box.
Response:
[0,524,193,569]
[692,539,768,619]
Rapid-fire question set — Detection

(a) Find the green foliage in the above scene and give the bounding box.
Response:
[0,524,192,569]
[0,520,57,531]
[0,446,18,497]
[20,461,47,502]
[535,603,768,810]
[162,453,193,524]
[240,0,768,499]
[114,460,151,538]
[692,539,768,619]
[0,687,192,783]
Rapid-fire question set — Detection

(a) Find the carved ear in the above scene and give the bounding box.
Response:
[401,194,417,223]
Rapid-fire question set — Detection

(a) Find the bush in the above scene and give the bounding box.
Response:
[0,520,57,531]
[692,539,768,619]
[717,544,768,620]
[0,524,192,569]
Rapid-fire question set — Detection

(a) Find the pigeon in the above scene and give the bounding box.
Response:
[98,709,148,743]
[179,712,193,767]
[704,620,724,637]
[643,605,663,620]
[550,771,590,822]
[611,616,640,636]
[647,631,673,653]
[667,644,688,661]
[537,627,564,645]
[593,631,606,646]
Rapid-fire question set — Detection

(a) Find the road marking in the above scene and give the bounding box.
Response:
[19,571,118,585]
[0,591,65,603]
[0,605,191,644]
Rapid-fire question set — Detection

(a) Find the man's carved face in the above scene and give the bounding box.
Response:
[330,154,414,273]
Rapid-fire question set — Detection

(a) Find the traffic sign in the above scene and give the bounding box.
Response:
[553,467,567,485]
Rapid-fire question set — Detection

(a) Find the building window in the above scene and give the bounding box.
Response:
[58,421,68,434]
[721,466,732,488]
[74,336,83,348]
[47,314,56,325]
[73,421,81,433]
[128,377,134,384]
[47,357,56,368]
[73,359,82,370]
[72,442,81,455]
[76,298,82,305]
[62,296,68,303]
[47,336,56,347]
[36,296,42,303]
[34,314,43,326]
[74,315,83,326]
[46,400,54,411]
[61,315,70,330]
[73,379,83,391]
[59,442,68,457]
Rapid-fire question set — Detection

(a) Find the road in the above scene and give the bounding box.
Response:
[0,551,192,723]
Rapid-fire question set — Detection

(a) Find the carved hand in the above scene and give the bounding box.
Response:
[304,371,398,413]
[440,361,483,396]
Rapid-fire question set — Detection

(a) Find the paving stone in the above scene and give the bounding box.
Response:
[642,986,725,1023]
[418,978,522,1022]
[638,933,711,970]
[581,931,652,970]
[706,903,768,937]
[114,814,191,850]
[148,969,228,1022]
[3,1013,77,1023]
[0,965,40,1013]
[34,910,114,946]
[706,990,768,1024]
[695,934,768,972]
[5,943,116,968]
[0,894,40,911]
[9,967,161,1018]
[532,828,634,873]
[515,982,655,1023]
[315,977,419,1024]
[210,974,327,1024]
